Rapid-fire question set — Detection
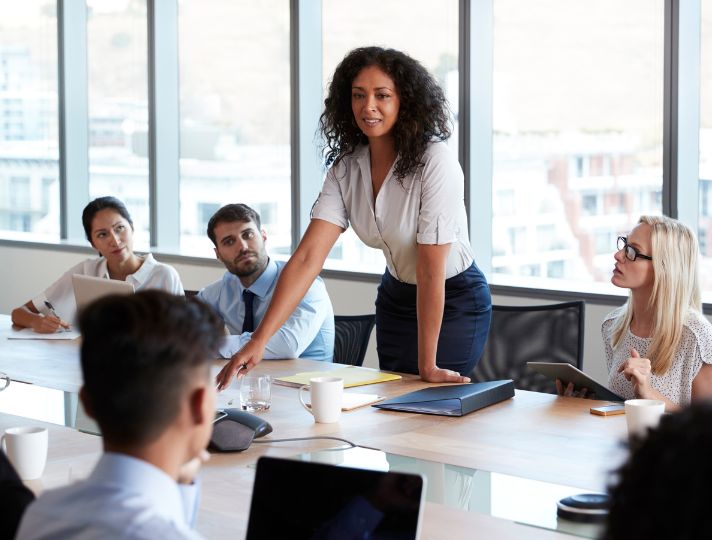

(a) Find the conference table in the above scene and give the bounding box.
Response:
[0,315,629,539]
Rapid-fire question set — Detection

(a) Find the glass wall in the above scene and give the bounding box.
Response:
[491,0,664,287]
[699,0,712,291]
[0,1,710,301]
[87,0,149,247]
[0,2,59,239]
[321,0,459,273]
[177,0,291,257]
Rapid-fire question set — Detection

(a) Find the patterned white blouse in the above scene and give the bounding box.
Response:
[602,306,712,406]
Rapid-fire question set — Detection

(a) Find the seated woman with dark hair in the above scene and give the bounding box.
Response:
[11,196,184,333]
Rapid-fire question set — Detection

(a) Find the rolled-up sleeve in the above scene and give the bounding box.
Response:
[416,147,464,245]
[310,168,349,230]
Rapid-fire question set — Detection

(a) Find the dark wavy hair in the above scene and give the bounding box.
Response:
[603,401,712,539]
[319,46,452,180]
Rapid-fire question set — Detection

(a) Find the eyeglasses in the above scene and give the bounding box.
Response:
[617,236,653,262]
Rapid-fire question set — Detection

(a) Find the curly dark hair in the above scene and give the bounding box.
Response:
[602,401,712,540]
[319,46,452,180]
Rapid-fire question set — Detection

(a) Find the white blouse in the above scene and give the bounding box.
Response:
[603,306,712,406]
[31,253,184,325]
[311,141,474,284]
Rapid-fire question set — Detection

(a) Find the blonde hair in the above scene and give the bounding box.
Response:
[611,215,701,374]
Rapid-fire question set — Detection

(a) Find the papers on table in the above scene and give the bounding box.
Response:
[275,365,401,388]
[7,327,80,340]
[341,392,386,411]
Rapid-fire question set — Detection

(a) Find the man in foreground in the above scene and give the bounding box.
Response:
[17,290,223,539]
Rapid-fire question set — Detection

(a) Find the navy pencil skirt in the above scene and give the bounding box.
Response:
[375,262,492,376]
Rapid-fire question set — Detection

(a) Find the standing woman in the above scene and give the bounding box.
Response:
[217,46,491,387]
[602,215,712,410]
[11,196,184,332]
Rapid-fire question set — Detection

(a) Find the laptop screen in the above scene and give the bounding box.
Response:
[246,456,425,540]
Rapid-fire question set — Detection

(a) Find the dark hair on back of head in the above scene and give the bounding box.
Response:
[319,46,452,181]
[79,290,224,446]
[81,196,134,243]
[603,401,712,540]
[207,203,262,246]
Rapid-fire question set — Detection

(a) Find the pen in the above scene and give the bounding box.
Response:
[44,301,67,332]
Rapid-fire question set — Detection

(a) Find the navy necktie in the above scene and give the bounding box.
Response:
[242,290,255,333]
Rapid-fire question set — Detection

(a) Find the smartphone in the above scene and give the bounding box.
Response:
[590,404,625,416]
[214,410,228,423]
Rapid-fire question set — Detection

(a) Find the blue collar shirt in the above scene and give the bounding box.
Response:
[198,259,334,361]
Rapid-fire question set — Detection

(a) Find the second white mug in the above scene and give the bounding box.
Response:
[299,376,344,423]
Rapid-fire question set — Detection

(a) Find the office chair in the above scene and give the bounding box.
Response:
[333,314,376,367]
[471,301,585,394]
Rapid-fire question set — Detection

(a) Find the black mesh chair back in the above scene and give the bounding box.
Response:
[471,301,585,393]
[333,314,376,367]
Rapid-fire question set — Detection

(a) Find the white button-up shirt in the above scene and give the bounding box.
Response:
[31,253,184,325]
[311,141,474,284]
[17,452,202,540]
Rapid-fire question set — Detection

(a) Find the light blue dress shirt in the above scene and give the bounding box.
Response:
[16,453,202,540]
[198,259,335,361]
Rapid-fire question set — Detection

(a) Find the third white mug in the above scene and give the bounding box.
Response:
[1,426,49,480]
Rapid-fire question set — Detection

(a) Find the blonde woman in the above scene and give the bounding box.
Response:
[602,215,712,411]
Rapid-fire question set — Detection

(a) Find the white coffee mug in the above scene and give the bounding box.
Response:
[299,377,344,423]
[624,399,665,439]
[1,426,49,480]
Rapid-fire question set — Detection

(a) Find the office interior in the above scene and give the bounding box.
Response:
[0,1,711,422]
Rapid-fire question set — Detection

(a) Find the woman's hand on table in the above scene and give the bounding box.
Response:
[31,314,70,334]
[419,365,471,384]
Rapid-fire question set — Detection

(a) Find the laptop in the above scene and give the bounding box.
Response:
[245,456,426,540]
[72,274,135,311]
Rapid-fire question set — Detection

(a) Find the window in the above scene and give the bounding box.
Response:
[87,0,149,247]
[0,2,59,239]
[321,0,459,273]
[177,1,291,258]
[699,0,712,290]
[491,0,664,287]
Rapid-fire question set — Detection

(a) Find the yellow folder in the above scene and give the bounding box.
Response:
[274,365,401,388]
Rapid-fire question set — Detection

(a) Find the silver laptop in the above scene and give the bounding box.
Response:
[245,456,426,539]
[72,274,134,311]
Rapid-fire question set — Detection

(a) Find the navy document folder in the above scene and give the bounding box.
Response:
[373,380,515,417]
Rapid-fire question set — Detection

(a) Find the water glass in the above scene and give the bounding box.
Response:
[239,374,271,412]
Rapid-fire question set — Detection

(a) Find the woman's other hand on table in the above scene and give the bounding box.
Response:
[419,366,471,384]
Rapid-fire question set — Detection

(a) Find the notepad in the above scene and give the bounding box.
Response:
[341,392,386,411]
[274,365,401,388]
[7,328,80,340]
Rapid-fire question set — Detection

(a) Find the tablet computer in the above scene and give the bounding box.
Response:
[526,362,624,402]
[72,274,134,311]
